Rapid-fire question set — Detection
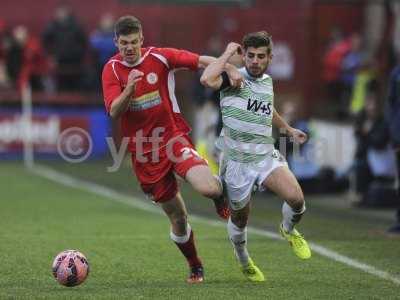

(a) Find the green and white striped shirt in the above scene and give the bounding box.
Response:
[217,67,275,163]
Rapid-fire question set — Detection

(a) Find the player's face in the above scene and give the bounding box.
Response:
[115,32,143,64]
[243,46,272,77]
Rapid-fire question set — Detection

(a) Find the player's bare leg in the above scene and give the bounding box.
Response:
[262,166,311,259]
[185,165,230,219]
[161,192,204,283]
[264,166,303,204]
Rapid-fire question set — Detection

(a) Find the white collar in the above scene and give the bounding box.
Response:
[240,67,268,82]
[110,47,154,67]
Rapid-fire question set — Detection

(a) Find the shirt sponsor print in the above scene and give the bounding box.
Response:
[129,90,161,111]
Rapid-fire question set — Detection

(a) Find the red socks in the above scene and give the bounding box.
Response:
[173,229,202,268]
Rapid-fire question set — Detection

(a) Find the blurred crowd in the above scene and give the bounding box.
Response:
[319,0,400,218]
[0,3,115,93]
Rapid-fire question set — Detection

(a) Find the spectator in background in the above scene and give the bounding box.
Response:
[340,33,364,118]
[42,3,86,91]
[341,33,363,90]
[322,28,351,105]
[348,56,377,116]
[6,25,48,91]
[363,0,400,65]
[386,59,400,234]
[89,13,116,89]
[353,81,397,207]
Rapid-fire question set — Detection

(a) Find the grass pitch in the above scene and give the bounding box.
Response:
[0,161,399,299]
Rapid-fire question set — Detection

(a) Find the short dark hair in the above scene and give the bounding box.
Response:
[114,15,142,37]
[243,31,273,54]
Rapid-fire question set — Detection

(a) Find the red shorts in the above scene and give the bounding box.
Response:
[131,135,208,203]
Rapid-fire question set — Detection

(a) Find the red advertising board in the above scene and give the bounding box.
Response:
[0,114,90,153]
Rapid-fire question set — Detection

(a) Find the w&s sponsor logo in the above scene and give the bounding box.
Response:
[246,99,272,115]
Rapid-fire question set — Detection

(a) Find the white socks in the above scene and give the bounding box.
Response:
[170,223,191,244]
[282,202,306,233]
[226,202,306,267]
[227,218,249,266]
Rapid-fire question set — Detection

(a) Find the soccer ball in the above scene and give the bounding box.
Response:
[52,250,90,287]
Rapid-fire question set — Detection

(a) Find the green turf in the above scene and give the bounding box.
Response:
[41,159,400,276]
[1,161,399,299]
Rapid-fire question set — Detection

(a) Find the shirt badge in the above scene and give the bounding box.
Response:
[146,72,158,85]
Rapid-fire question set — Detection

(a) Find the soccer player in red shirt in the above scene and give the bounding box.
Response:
[102,16,240,283]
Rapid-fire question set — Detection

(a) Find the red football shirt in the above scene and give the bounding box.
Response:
[102,47,199,154]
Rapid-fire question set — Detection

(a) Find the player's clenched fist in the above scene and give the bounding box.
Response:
[225,42,242,56]
[289,128,308,144]
[127,69,144,89]
[223,42,244,88]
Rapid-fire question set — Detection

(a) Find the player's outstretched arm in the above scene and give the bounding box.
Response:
[109,70,143,119]
[272,108,308,144]
[200,42,242,90]
[198,55,217,69]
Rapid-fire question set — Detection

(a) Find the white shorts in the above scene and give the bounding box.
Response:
[220,149,287,211]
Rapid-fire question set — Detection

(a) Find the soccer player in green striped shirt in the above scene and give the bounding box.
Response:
[200,31,311,282]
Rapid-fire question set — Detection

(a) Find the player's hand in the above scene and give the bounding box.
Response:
[225,42,242,57]
[289,128,308,144]
[226,65,244,88]
[127,69,144,90]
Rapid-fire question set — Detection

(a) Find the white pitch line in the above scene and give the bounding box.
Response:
[31,164,400,286]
